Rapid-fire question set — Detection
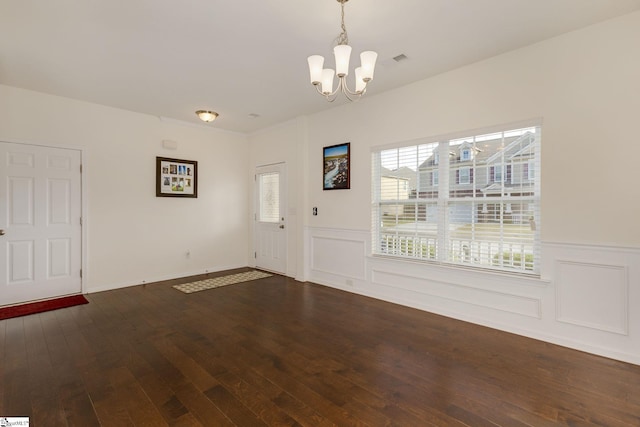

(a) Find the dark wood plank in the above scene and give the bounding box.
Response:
[3,317,31,417]
[0,319,6,415]
[1,272,639,426]
[23,313,68,426]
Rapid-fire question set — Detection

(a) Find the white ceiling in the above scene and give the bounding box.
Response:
[2,0,640,134]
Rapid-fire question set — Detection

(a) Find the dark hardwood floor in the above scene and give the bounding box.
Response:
[1,269,639,426]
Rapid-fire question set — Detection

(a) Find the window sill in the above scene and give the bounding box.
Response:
[368,254,550,288]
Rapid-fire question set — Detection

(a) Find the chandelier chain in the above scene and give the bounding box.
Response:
[336,1,349,46]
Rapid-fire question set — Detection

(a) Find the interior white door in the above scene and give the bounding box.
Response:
[0,142,82,306]
[255,163,286,274]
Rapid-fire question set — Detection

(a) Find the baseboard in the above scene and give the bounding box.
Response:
[86,264,249,294]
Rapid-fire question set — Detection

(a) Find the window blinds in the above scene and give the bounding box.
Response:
[372,125,541,274]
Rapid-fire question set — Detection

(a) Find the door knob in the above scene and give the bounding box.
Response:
[279,225,285,229]
[0,229,5,236]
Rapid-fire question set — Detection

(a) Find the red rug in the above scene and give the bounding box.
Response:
[0,295,89,320]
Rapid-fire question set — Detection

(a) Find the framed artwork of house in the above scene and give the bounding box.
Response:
[323,142,350,190]
[156,156,198,198]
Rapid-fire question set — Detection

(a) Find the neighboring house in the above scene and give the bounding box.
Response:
[417,131,537,225]
[388,166,419,191]
[380,168,410,216]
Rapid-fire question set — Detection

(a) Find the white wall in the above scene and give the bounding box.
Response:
[248,117,308,280]
[298,12,640,364]
[0,85,250,292]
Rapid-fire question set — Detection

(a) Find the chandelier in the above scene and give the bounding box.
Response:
[307,0,377,102]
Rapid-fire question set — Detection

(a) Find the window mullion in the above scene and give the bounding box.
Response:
[437,141,450,262]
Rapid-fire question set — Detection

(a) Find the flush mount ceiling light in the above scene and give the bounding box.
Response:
[195,110,218,122]
[307,0,377,102]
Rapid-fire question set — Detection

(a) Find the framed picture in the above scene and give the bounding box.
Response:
[323,142,350,190]
[156,157,198,198]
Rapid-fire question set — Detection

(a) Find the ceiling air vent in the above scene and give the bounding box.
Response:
[392,54,408,62]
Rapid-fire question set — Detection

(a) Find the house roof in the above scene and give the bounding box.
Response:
[418,132,535,169]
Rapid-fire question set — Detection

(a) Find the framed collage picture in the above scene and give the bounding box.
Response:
[323,142,350,190]
[156,157,198,198]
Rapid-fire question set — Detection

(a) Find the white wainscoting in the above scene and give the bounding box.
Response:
[306,227,368,284]
[305,227,640,365]
[555,260,628,335]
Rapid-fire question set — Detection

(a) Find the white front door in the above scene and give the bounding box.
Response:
[255,163,286,274]
[0,142,82,306]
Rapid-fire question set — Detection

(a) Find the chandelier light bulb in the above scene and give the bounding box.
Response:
[360,51,378,82]
[354,67,365,93]
[333,44,352,77]
[307,55,325,85]
[321,69,335,95]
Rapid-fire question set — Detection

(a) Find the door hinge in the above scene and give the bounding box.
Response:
[80,269,83,278]
[254,252,257,259]
[80,164,83,173]
[80,217,83,226]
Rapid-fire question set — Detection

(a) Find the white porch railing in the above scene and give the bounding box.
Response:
[379,232,535,271]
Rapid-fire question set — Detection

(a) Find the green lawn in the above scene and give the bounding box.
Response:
[382,220,534,242]
[451,223,534,242]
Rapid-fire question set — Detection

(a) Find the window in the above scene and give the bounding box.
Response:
[372,124,541,274]
[461,148,472,161]
[492,165,503,182]
[457,167,472,185]
[490,164,512,183]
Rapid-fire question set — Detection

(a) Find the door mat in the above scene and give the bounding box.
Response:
[173,270,272,294]
[0,294,89,321]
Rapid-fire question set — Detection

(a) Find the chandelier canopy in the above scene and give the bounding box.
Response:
[307,0,377,102]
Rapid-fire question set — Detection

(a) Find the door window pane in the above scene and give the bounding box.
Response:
[259,172,279,223]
